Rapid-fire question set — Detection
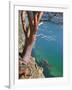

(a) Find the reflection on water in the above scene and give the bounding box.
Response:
[32,21,63,77]
[36,33,56,41]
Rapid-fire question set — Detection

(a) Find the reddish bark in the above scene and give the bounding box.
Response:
[20,11,43,64]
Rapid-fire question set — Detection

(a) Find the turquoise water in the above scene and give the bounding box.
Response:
[32,21,63,77]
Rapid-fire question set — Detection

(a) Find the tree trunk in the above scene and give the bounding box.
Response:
[22,35,36,63]
[20,11,43,64]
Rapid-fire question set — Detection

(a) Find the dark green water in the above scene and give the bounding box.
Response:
[32,21,63,77]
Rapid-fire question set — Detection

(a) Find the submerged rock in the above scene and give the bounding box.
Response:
[19,57,45,79]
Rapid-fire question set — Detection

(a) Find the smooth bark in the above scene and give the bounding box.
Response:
[20,11,43,64]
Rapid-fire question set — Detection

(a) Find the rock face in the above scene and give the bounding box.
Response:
[41,12,63,24]
[19,56,45,79]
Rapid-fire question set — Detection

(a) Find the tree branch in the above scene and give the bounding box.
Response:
[33,12,38,33]
[21,11,27,37]
[26,11,33,31]
[33,12,43,34]
[37,12,43,24]
[26,11,43,38]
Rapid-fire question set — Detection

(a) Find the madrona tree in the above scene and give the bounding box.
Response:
[20,11,43,64]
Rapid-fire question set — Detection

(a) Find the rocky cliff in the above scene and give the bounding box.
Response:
[19,56,45,79]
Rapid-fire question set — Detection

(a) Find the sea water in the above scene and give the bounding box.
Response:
[32,21,63,77]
